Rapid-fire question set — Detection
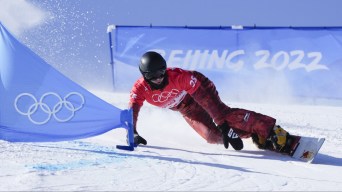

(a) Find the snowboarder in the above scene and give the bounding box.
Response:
[129,51,295,154]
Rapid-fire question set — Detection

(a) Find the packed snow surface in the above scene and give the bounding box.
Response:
[1,91,341,191]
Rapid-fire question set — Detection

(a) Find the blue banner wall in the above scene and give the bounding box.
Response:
[113,26,342,103]
[0,23,131,142]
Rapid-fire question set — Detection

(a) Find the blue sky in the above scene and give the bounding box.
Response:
[1,0,342,90]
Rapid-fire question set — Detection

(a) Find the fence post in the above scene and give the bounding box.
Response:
[107,25,116,90]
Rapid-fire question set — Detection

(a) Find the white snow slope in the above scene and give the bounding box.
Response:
[1,91,341,191]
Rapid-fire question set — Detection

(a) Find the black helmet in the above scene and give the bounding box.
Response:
[139,51,166,74]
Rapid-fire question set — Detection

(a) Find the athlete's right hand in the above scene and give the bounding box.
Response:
[217,121,243,150]
[134,134,147,146]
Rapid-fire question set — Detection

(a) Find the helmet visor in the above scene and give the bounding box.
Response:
[143,69,166,80]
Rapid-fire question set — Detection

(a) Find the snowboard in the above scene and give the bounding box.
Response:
[289,136,325,163]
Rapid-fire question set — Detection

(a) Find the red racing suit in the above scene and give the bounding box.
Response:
[129,68,276,144]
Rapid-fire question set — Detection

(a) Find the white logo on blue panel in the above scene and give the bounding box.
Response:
[14,92,85,125]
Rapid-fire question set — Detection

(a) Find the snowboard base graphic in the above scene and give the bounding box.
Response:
[290,136,325,163]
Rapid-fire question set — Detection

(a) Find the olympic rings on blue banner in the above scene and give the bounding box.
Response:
[14,92,85,125]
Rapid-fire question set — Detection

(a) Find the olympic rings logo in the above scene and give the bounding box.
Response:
[152,89,179,103]
[14,92,85,125]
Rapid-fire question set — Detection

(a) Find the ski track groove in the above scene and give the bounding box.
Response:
[138,150,199,191]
